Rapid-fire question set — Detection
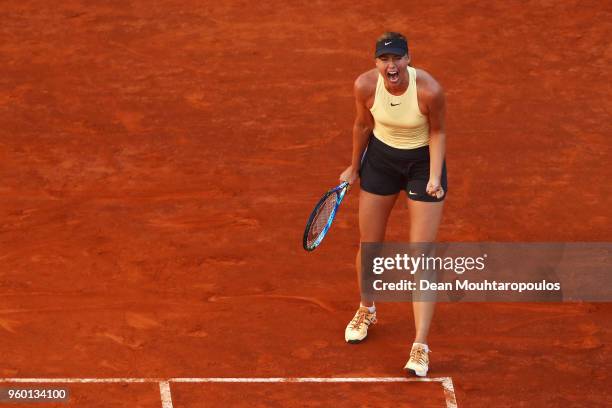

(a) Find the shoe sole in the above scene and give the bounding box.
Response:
[404,367,428,377]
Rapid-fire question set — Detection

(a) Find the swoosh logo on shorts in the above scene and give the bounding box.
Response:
[408,190,418,196]
[384,41,392,45]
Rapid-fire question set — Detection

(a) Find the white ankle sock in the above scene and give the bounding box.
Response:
[412,342,429,353]
[360,303,376,313]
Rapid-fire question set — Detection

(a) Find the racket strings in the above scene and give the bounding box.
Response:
[307,193,337,245]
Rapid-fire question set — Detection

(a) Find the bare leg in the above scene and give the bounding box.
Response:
[408,199,444,344]
[357,190,397,306]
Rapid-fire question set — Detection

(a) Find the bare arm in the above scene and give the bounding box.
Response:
[340,74,375,184]
[351,82,374,166]
[420,73,446,197]
[427,83,446,181]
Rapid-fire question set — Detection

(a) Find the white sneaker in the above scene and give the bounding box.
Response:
[344,306,377,344]
[404,343,430,377]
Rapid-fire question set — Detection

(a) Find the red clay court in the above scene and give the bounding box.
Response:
[0,1,610,407]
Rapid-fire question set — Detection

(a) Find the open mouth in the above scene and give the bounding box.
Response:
[387,69,399,83]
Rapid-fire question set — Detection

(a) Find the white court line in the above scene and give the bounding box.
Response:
[159,381,173,408]
[171,377,451,383]
[441,377,458,408]
[0,377,457,408]
[0,378,154,383]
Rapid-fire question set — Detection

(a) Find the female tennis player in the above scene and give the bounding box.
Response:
[339,32,447,377]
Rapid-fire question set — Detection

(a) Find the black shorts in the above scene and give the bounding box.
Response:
[359,135,448,202]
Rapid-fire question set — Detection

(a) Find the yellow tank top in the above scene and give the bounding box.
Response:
[369,66,429,149]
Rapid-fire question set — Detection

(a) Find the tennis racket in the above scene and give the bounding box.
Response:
[303,181,350,251]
